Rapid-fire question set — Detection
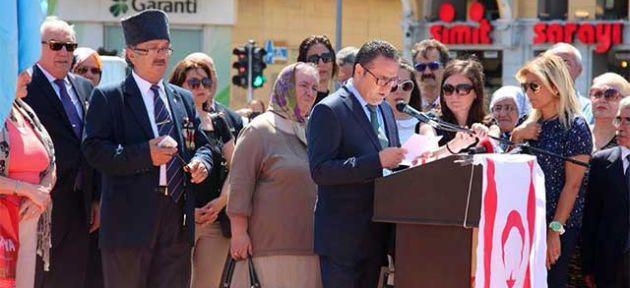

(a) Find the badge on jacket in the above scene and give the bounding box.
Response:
[182,116,195,150]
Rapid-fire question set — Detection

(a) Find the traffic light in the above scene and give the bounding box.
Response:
[232,46,249,88]
[251,47,267,89]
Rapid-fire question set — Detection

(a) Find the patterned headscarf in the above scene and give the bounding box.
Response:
[268,62,312,145]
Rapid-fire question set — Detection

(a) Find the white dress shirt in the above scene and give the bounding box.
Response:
[132,71,172,186]
[37,64,83,119]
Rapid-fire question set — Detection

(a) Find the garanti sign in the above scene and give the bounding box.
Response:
[430,2,492,45]
[110,0,198,17]
[533,22,623,53]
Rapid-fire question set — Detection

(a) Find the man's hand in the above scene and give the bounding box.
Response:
[187,159,208,183]
[149,136,177,166]
[379,148,407,169]
[89,201,100,233]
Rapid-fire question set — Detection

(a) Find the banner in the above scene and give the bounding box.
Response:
[473,154,547,288]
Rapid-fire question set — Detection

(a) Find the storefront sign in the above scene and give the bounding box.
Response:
[430,2,492,45]
[56,0,235,25]
[533,22,623,53]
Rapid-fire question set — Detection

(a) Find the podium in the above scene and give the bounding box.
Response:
[374,156,482,288]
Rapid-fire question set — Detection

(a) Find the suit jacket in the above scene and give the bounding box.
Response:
[214,101,243,139]
[82,75,212,249]
[307,86,400,261]
[582,146,628,285]
[24,65,95,246]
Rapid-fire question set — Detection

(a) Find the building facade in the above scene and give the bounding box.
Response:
[406,0,630,95]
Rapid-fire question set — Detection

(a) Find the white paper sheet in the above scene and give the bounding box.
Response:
[400,134,442,166]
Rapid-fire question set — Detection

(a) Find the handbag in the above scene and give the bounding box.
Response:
[219,254,261,288]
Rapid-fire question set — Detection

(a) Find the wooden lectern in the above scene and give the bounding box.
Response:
[374,156,482,288]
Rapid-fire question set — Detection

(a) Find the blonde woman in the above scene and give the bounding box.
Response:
[589,73,630,151]
[515,54,592,288]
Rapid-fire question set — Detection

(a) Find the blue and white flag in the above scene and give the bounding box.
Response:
[0,0,44,123]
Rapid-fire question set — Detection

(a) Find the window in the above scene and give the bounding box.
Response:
[538,0,568,20]
[596,0,628,20]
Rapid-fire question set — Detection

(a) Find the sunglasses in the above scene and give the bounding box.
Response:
[414,61,441,72]
[613,116,630,127]
[391,80,414,93]
[76,66,101,75]
[186,77,213,89]
[521,82,542,94]
[589,88,620,101]
[305,52,334,64]
[41,40,78,52]
[442,83,474,96]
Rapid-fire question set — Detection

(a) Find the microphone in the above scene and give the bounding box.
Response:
[395,101,433,126]
[466,137,495,154]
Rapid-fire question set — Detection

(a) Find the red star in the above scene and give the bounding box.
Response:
[506,272,516,288]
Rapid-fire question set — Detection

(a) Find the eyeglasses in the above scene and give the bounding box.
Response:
[132,46,173,56]
[305,52,334,64]
[589,88,620,101]
[442,83,474,96]
[362,65,399,87]
[390,80,414,93]
[41,40,78,52]
[521,82,542,94]
[613,116,630,127]
[491,105,516,113]
[414,61,441,72]
[75,66,101,75]
[186,77,213,89]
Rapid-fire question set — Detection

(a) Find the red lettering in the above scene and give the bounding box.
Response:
[577,24,595,45]
[450,26,471,44]
[430,25,443,42]
[479,20,492,44]
[532,23,547,44]
[563,23,577,43]
[547,24,564,43]
[613,23,622,45]
[595,23,612,53]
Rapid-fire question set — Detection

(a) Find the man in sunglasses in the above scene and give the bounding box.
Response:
[308,40,406,288]
[411,39,450,112]
[582,96,630,288]
[24,17,96,288]
[82,10,213,288]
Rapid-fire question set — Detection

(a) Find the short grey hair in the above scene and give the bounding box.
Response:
[336,46,358,66]
[546,42,582,65]
[40,16,76,41]
[619,96,630,112]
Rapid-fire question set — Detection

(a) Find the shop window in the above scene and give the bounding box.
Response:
[538,0,568,20]
[430,0,501,21]
[449,50,503,97]
[592,50,630,81]
[596,0,629,20]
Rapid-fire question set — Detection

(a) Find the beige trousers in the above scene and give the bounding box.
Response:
[15,215,39,288]
[191,222,230,288]
[230,255,322,288]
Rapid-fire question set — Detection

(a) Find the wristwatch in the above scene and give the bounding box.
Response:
[548,221,565,235]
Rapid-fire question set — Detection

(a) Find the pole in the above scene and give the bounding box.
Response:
[335,0,342,90]
[247,40,254,103]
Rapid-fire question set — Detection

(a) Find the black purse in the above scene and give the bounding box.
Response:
[219,254,261,288]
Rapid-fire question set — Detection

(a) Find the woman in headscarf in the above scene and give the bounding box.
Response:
[72,47,102,86]
[489,85,529,150]
[227,62,322,288]
[588,72,630,151]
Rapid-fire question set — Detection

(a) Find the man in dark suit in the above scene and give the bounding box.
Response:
[82,10,212,288]
[24,17,96,288]
[582,97,630,288]
[307,40,407,288]
[184,52,243,138]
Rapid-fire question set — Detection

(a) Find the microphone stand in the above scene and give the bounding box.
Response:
[421,112,590,168]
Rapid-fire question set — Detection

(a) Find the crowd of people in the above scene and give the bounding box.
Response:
[1,7,629,288]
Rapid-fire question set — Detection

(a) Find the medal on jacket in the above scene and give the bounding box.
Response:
[182,116,196,150]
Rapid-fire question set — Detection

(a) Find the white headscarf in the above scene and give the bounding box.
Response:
[490,85,530,118]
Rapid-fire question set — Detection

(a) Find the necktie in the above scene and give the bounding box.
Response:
[151,85,184,202]
[366,104,389,149]
[53,79,83,138]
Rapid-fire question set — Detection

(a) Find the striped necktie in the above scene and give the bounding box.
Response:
[151,85,184,202]
[366,104,389,149]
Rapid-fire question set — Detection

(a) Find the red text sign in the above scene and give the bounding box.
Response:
[430,2,493,45]
[533,22,623,53]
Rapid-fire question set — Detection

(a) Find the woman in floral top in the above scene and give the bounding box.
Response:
[515,54,592,288]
